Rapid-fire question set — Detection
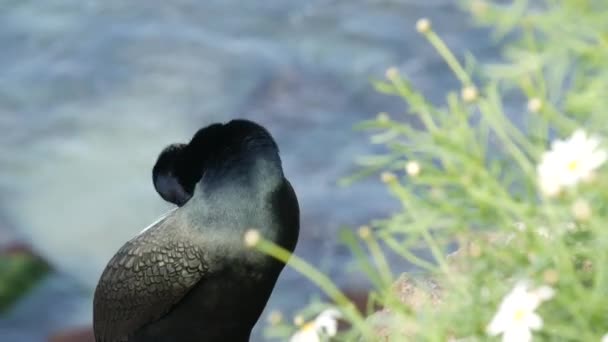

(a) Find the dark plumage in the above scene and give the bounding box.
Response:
[93,119,300,342]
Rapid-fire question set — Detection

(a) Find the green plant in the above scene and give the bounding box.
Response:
[0,252,50,313]
[258,1,608,340]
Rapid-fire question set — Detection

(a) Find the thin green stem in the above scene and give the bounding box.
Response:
[388,76,438,132]
[382,235,438,272]
[424,30,472,86]
[478,95,536,181]
[388,181,452,277]
[252,238,373,339]
[363,234,394,286]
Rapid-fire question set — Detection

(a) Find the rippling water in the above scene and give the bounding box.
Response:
[0,1,498,340]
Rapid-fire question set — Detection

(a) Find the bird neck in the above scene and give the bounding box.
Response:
[180,157,284,240]
[200,154,283,196]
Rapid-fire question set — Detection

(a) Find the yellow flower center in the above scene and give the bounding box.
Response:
[301,322,315,332]
[513,309,525,322]
[568,160,579,171]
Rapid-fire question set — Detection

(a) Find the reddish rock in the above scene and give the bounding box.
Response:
[365,275,443,340]
[48,326,95,342]
[340,286,379,315]
[1,242,42,257]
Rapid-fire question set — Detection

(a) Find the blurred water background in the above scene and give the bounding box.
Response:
[0,1,500,341]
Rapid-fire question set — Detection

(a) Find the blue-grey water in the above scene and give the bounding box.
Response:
[0,1,499,341]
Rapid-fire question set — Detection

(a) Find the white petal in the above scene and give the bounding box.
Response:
[525,312,543,330]
[506,282,544,311]
[512,281,530,293]
[533,286,555,301]
[601,333,608,342]
[502,327,533,342]
[313,308,341,337]
[539,176,561,197]
[585,136,601,151]
[570,129,587,145]
[487,311,508,336]
[550,139,565,151]
[590,150,607,169]
[290,328,320,342]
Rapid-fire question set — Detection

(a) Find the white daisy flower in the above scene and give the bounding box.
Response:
[487,281,555,342]
[537,129,606,197]
[289,308,342,342]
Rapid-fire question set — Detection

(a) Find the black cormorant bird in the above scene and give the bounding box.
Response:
[93,119,300,342]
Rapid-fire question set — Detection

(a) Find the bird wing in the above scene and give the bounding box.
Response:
[93,219,208,342]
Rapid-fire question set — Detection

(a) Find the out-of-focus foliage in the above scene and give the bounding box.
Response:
[0,252,49,313]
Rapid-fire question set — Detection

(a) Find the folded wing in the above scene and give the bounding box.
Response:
[93,221,208,342]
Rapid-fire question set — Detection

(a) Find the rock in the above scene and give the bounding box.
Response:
[365,231,513,340]
[48,326,95,342]
[366,274,443,340]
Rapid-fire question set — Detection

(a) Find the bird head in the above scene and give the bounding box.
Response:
[152,119,282,206]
